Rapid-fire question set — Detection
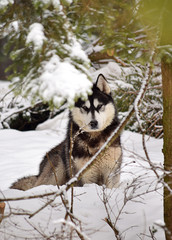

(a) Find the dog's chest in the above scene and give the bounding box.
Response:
[72,134,103,158]
[72,135,121,171]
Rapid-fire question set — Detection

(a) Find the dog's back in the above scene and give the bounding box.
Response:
[11,140,70,190]
[11,74,122,190]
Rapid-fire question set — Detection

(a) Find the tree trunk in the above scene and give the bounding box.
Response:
[161,59,172,239]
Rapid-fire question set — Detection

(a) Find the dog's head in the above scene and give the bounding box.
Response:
[71,74,117,132]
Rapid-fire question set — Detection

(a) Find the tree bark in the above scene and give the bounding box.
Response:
[161,59,172,239]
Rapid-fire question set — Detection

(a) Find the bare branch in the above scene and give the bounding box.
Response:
[55,219,91,240]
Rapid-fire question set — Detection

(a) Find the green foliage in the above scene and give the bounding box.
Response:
[138,0,172,62]
[67,0,153,63]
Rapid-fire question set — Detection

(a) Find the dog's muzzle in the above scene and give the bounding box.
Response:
[89,120,98,129]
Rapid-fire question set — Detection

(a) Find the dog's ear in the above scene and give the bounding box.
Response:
[96,74,111,94]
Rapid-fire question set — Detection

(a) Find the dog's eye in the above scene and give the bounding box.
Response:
[97,104,105,111]
[81,106,89,112]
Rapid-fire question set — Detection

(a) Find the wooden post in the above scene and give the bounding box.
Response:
[162,59,172,239]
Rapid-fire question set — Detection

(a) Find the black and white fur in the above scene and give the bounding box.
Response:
[11,74,122,190]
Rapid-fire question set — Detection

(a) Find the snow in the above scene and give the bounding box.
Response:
[91,62,122,81]
[22,22,92,108]
[0,20,19,38]
[0,81,33,128]
[65,0,73,4]
[0,59,165,239]
[0,2,165,237]
[26,23,47,51]
[9,20,19,32]
[36,109,69,131]
[0,114,165,239]
[65,36,90,63]
[91,62,142,90]
[0,0,13,8]
[12,21,18,32]
[34,54,92,107]
[1,0,92,110]
[33,0,64,10]
[51,0,61,9]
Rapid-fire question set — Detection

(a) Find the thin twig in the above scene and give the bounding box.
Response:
[105,217,121,240]
[69,122,74,214]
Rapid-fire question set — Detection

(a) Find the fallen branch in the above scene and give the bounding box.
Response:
[1,100,43,123]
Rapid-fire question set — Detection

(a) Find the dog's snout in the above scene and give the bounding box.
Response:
[90,120,98,129]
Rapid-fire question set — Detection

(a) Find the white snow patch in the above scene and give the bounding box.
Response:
[10,20,19,32]
[65,37,89,62]
[36,109,69,131]
[0,0,13,8]
[36,54,92,107]
[51,0,61,8]
[115,79,134,89]
[26,23,47,51]
[91,62,122,82]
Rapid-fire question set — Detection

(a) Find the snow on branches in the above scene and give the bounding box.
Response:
[26,23,47,52]
[0,0,92,108]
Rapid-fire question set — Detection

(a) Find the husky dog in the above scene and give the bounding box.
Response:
[11,74,122,190]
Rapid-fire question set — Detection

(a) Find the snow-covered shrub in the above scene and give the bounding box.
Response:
[109,64,163,138]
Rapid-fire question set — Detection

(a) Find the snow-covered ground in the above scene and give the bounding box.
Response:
[0,119,165,239]
[0,72,165,239]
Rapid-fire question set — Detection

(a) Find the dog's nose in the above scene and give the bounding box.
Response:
[90,120,98,129]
